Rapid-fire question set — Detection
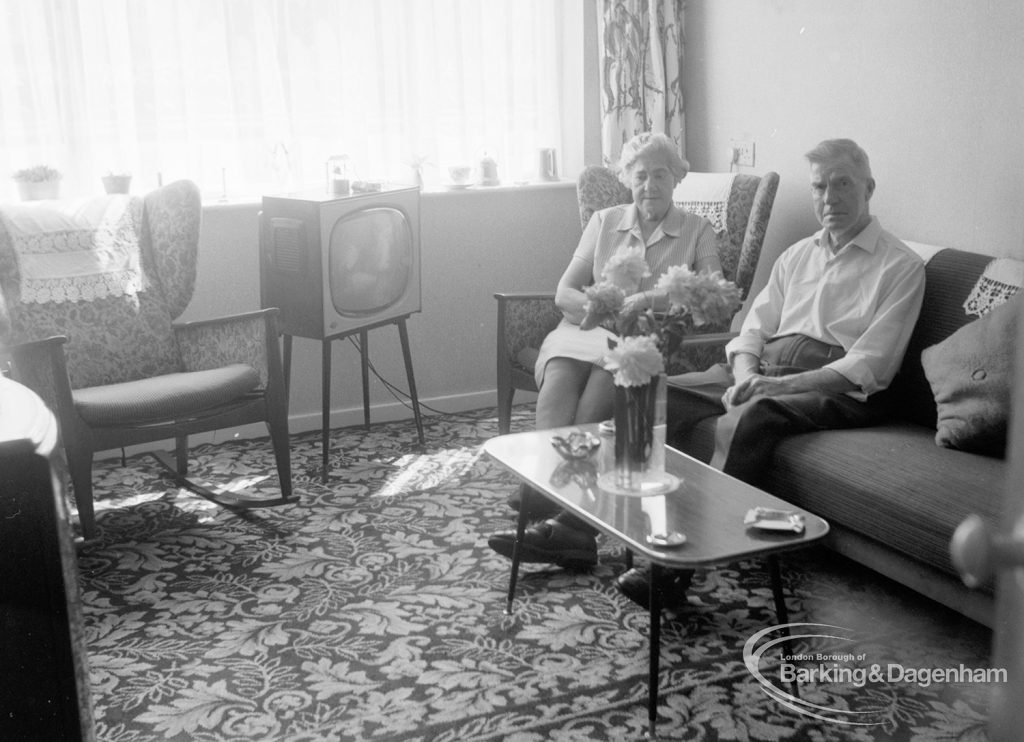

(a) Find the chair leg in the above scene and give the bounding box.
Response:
[497,385,515,435]
[66,448,96,540]
[175,435,189,476]
[268,414,293,501]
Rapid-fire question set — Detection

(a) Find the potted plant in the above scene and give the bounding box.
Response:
[101,171,132,194]
[12,165,62,201]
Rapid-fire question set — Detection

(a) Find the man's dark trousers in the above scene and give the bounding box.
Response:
[666,334,892,486]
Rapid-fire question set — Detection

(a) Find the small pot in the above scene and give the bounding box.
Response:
[16,180,60,201]
[102,175,132,194]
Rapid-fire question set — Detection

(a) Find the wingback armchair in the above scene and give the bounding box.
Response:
[495,166,780,433]
[0,181,293,539]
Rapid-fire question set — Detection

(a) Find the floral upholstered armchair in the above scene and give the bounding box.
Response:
[494,165,780,433]
[0,180,293,539]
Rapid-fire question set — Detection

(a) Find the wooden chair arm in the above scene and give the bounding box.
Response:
[494,290,557,302]
[679,331,737,348]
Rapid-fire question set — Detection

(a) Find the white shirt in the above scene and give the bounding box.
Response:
[725,217,925,398]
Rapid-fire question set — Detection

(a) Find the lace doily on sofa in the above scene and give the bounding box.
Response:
[963,257,1024,317]
[673,172,736,234]
[0,195,149,304]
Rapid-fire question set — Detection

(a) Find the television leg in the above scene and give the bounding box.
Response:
[360,330,371,430]
[321,339,332,483]
[398,318,425,447]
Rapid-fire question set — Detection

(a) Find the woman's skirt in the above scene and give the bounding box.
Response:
[534,318,616,387]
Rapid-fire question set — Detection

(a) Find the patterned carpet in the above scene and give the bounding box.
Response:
[77,405,995,741]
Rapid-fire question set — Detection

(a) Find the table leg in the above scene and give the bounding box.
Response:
[768,554,789,625]
[647,563,663,738]
[505,505,529,615]
[768,555,799,699]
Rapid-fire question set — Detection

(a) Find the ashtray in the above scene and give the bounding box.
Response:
[744,506,805,533]
[550,430,601,460]
[646,531,687,547]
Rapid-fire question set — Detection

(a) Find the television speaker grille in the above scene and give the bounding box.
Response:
[270,218,306,274]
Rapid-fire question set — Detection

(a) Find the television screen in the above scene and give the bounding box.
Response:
[327,207,413,317]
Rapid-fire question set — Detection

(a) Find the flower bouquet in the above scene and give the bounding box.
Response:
[581,246,742,494]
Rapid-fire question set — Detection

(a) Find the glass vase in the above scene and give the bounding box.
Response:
[598,373,679,496]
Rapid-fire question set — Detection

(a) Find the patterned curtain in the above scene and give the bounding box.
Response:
[597,0,686,167]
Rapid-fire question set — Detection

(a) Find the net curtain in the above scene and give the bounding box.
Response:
[597,0,686,167]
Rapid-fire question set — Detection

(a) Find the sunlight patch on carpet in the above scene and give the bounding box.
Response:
[371,445,483,498]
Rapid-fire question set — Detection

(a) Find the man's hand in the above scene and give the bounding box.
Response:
[722,364,858,409]
[722,374,799,408]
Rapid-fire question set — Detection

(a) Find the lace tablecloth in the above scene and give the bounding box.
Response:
[0,195,148,303]
[672,172,736,234]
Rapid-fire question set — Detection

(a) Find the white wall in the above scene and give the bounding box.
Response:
[181,185,580,436]
[681,1,1024,298]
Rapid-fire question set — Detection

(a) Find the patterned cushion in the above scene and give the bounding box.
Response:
[143,180,200,319]
[576,165,631,229]
[73,364,259,426]
[728,174,764,294]
[0,182,202,389]
[921,291,1019,455]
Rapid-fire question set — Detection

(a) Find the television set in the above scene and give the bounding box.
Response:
[259,185,421,340]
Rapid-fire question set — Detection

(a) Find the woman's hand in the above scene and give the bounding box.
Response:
[620,291,650,316]
[555,257,595,325]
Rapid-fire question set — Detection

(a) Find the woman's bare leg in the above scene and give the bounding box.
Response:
[574,365,615,424]
[534,357,592,429]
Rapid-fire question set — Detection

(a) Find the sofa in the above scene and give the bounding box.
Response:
[669,244,1018,628]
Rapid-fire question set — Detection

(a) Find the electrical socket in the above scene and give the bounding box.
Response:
[731,139,755,167]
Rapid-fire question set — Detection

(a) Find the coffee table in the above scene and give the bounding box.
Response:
[483,424,829,738]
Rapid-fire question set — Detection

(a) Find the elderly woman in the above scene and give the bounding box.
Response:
[490,131,722,567]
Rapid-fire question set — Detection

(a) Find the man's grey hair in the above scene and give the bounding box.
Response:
[805,138,872,180]
[617,132,689,186]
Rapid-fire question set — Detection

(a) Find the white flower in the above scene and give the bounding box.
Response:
[601,246,650,292]
[604,334,664,386]
[580,281,626,330]
[656,266,742,327]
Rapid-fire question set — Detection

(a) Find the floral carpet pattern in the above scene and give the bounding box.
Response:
[78,406,995,741]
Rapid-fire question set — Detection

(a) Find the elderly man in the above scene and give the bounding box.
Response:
[492,139,926,612]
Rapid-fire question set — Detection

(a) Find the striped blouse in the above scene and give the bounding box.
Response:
[572,203,719,288]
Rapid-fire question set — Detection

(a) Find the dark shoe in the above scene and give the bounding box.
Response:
[616,566,694,610]
[507,484,562,520]
[487,518,598,570]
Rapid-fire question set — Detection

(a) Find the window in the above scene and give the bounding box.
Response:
[0,0,582,200]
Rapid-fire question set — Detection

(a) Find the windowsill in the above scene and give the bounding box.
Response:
[200,179,574,209]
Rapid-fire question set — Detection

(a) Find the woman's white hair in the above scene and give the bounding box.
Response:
[616,132,689,186]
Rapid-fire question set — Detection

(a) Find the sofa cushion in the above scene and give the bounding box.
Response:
[885,249,994,428]
[921,292,1020,455]
[766,423,1003,583]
